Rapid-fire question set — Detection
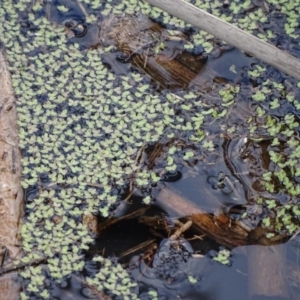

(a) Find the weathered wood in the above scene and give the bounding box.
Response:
[145,0,300,81]
[155,185,248,248]
[0,50,22,300]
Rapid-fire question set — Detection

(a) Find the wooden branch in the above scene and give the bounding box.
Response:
[0,50,23,300]
[145,0,300,81]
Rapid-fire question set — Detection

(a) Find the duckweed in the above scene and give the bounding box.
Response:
[212,248,232,265]
[2,0,300,298]
[0,0,240,296]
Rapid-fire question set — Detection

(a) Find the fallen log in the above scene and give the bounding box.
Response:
[145,0,300,81]
[0,50,23,300]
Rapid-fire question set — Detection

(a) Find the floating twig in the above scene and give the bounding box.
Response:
[119,239,156,259]
[169,220,193,240]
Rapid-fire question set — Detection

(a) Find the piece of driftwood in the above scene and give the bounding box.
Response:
[0,51,23,299]
[155,184,248,248]
[247,245,289,300]
[145,0,300,81]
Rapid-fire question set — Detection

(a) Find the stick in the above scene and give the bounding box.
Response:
[97,207,148,232]
[0,50,23,300]
[119,239,156,258]
[0,258,46,276]
[145,0,300,81]
[169,220,192,240]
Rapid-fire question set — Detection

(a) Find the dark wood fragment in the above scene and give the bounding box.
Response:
[155,185,248,248]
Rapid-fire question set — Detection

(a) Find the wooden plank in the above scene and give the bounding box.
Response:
[145,0,300,81]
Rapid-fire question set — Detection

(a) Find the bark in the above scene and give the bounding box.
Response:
[0,50,23,300]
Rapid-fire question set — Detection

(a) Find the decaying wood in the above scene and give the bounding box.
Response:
[0,50,23,299]
[146,0,300,81]
[247,245,289,300]
[100,14,220,90]
[155,184,287,248]
[155,185,248,248]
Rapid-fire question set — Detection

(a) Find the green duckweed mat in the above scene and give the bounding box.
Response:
[1,0,300,299]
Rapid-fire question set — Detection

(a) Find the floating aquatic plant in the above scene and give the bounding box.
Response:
[0,0,239,295]
[2,0,300,298]
[211,248,232,265]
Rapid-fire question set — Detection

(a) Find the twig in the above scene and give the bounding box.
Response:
[77,0,89,18]
[169,220,192,240]
[119,239,156,259]
[130,144,146,191]
[98,207,148,232]
[86,182,103,188]
[0,258,47,277]
[45,0,51,20]
[144,47,149,68]
[0,248,7,269]
[134,144,145,169]
[124,188,135,202]
[188,234,206,241]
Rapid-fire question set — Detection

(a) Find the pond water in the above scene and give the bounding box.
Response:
[1,0,300,299]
